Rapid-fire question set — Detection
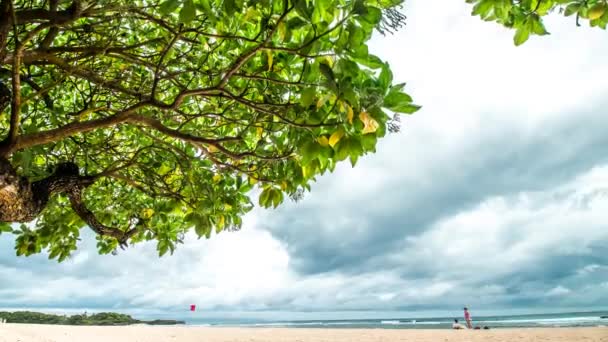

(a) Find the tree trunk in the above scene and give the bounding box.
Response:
[0,158,136,245]
[0,157,91,222]
[0,0,10,63]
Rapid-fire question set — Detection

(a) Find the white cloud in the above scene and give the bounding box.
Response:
[547,286,571,297]
[2,1,608,317]
[395,165,608,281]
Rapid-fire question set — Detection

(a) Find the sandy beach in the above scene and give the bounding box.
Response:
[0,324,606,342]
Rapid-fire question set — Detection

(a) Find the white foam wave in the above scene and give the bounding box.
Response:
[479,316,602,325]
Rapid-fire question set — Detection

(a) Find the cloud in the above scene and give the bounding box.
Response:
[3,163,607,315]
[2,1,608,318]
[546,286,571,297]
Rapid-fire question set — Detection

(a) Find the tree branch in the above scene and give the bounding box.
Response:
[217,4,294,89]
[8,0,22,143]
[67,184,138,247]
[15,0,84,25]
[127,115,245,159]
[152,31,181,99]
[234,73,318,86]
[38,0,59,49]
[0,0,11,62]
[4,103,145,154]
[41,54,144,97]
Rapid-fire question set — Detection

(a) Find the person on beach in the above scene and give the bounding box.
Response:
[464,307,472,329]
[452,319,467,329]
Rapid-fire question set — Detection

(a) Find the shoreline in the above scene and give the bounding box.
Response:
[4,321,607,329]
[1,324,606,342]
[4,322,608,329]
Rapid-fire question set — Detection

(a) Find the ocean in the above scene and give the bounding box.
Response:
[184,311,608,329]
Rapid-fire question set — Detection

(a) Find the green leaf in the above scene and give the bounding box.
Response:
[199,0,212,14]
[223,0,237,16]
[335,137,362,162]
[352,54,384,69]
[360,134,378,152]
[48,249,60,260]
[300,87,316,107]
[299,140,321,165]
[392,103,421,114]
[588,4,607,20]
[341,88,359,108]
[259,187,273,208]
[259,187,283,209]
[357,6,382,25]
[295,0,312,19]
[353,0,366,15]
[179,0,196,23]
[158,240,169,256]
[319,63,334,82]
[0,222,12,233]
[160,0,180,14]
[514,25,530,46]
[271,189,283,208]
[158,163,172,175]
[193,215,211,238]
[348,23,366,48]
[319,63,338,92]
[383,87,419,113]
[564,3,581,17]
[472,0,493,18]
[383,89,416,113]
[530,16,549,35]
[378,62,393,91]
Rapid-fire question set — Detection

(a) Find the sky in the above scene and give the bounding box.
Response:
[2,1,608,321]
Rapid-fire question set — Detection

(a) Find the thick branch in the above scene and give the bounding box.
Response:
[15,1,84,25]
[0,158,91,222]
[67,185,138,245]
[0,157,137,245]
[1,103,144,156]
[38,0,59,48]
[0,0,10,62]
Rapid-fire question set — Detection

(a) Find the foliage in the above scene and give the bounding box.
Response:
[465,0,608,45]
[0,0,415,260]
[1,0,602,261]
[0,311,184,325]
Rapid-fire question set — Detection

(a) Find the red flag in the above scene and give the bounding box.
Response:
[190,304,196,311]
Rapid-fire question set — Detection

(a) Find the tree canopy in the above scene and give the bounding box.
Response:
[0,0,605,261]
[466,0,608,45]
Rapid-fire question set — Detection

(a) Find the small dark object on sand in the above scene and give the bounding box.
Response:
[483,326,490,330]
[474,327,481,330]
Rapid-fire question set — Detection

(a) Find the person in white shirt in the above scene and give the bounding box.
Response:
[452,319,467,329]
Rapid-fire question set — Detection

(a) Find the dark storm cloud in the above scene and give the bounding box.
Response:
[260,102,608,277]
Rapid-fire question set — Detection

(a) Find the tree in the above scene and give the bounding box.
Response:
[1,0,604,261]
[0,0,415,260]
[465,0,608,45]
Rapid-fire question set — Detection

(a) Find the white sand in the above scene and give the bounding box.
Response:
[0,324,607,342]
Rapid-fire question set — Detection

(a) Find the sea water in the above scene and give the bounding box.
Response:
[183,311,608,329]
